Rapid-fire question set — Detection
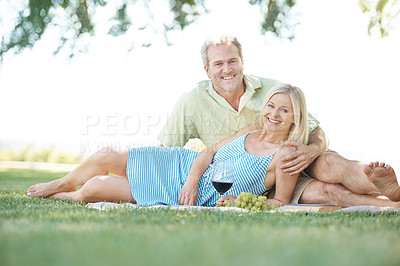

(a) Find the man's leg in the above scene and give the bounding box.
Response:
[299,180,400,208]
[306,151,400,201]
[27,147,129,198]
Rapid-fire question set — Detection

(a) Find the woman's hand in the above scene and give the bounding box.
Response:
[279,142,320,175]
[217,195,237,203]
[267,198,285,207]
[178,178,198,206]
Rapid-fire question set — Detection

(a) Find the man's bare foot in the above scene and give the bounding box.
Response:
[364,162,400,202]
[27,178,76,198]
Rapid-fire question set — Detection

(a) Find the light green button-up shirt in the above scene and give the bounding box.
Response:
[158,75,319,147]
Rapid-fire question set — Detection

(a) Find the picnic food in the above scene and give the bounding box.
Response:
[216,192,277,211]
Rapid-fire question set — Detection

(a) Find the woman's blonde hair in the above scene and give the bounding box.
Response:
[260,84,309,144]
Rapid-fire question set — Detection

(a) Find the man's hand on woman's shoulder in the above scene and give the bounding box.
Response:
[279,142,318,176]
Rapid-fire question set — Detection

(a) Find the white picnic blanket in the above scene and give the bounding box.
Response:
[86,202,248,212]
[86,202,400,213]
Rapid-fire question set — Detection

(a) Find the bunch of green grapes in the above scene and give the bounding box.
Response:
[216,192,277,211]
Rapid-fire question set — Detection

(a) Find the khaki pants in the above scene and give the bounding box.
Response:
[264,172,314,204]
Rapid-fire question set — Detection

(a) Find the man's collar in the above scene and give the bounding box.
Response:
[243,74,262,93]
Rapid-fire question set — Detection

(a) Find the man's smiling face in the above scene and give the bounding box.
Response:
[204,44,244,94]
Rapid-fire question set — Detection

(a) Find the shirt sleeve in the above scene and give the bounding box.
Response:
[307,112,320,133]
[157,95,200,147]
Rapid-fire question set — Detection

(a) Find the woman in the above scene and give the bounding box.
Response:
[27,84,306,206]
[176,83,309,207]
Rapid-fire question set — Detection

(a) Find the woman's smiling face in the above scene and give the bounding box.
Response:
[262,93,295,134]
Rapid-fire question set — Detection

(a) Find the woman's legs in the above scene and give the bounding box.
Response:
[27,147,129,197]
[52,175,135,203]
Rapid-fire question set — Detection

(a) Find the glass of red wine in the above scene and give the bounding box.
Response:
[211,160,234,195]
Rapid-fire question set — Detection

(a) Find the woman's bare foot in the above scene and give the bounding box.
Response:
[27,178,76,198]
[364,162,400,202]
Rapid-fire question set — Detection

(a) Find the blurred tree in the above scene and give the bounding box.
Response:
[249,0,297,40]
[0,0,398,60]
[359,0,400,37]
[0,0,298,59]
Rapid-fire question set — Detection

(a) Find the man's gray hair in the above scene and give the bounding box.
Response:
[201,35,243,67]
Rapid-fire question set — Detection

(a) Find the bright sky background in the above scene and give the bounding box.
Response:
[0,0,399,175]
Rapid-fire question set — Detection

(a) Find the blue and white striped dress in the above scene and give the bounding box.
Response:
[126,133,274,207]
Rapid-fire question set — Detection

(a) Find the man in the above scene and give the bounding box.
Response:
[158,35,400,207]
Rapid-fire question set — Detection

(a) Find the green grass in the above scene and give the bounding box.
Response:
[1,168,400,266]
